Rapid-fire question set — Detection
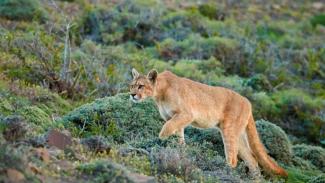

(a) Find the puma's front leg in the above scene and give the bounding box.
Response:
[159,113,192,140]
[177,128,186,145]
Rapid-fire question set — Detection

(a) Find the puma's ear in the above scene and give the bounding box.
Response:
[132,68,140,79]
[147,69,158,84]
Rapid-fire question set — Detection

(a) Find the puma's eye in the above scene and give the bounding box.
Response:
[138,85,144,89]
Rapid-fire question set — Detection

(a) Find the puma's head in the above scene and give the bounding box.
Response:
[129,68,158,102]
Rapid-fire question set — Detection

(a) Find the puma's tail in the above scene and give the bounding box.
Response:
[246,115,288,177]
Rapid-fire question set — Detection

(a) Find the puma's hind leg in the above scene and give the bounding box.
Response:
[221,105,251,168]
[221,124,239,168]
[238,133,260,177]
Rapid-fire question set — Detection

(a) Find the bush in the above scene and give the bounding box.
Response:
[80,0,164,46]
[0,115,28,142]
[157,34,238,61]
[198,4,218,20]
[81,136,111,153]
[256,119,292,164]
[64,93,163,142]
[184,127,224,155]
[250,92,279,120]
[308,174,325,183]
[150,147,199,181]
[244,74,272,92]
[271,89,325,144]
[291,156,317,171]
[310,14,325,27]
[78,160,136,183]
[18,106,52,129]
[292,144,325,172]
[0,0,47,21]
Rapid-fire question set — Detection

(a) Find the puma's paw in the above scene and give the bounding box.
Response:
[178,138,186,146]
[159,123,175,139]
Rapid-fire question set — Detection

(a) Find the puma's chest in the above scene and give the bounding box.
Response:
[157,103,174,121]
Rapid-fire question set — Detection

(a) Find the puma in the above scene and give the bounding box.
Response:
[129,68,288,177]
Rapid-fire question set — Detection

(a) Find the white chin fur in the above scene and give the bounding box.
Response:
[130,95,140,103]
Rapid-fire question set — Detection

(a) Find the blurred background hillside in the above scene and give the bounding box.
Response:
[0,0,324,182]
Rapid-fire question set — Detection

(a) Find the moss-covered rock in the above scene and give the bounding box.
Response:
[64,93,163,142]
[293,144,325,172]
[256,119,292,164]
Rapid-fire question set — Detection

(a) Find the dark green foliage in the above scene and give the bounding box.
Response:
[245,74,272,92]
[310,14,325,27]
[292,144,325,172]
[271,89,325,144]
[256,119,292,164]
[64,93,163,142]
[198,4,218,20]
[184,127,224,155]
[0,0,47,21]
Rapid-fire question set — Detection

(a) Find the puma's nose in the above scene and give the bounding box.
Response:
[131,94,136,98]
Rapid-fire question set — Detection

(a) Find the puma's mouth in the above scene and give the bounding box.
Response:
[130,94,141,103]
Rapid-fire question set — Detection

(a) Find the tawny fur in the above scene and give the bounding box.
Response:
[129,69,288,177]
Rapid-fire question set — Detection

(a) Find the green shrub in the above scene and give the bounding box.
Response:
[292,144,325,172]
[256,119,292,164]
[80,0,164,46]
[271,89,325,144]
[198,4,218,20]
[251,92,279,120]
[185,127,224,155]
[0,99,14,116]
[64,93,163,142]
[291,156,317,171]
[308,174,325,183]
[310,14,325,27]
[158,34,238,61]
[244,74,272,92]
[1,115,28,142]
[18,106,52,128]
[0,0,47,21]
[150,147,200,182]
[77,160,135,183]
